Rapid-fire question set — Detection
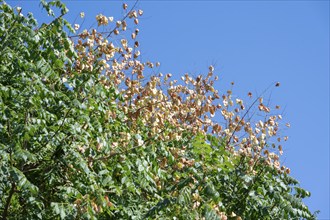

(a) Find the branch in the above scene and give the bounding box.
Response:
[2,182,16,220]
[37,13,65,33]
[42,107,72,149]
[92,0,140,52]
[106,0,139,39]
[226,82,278,146]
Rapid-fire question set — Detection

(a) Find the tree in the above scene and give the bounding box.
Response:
[0,1,317,219]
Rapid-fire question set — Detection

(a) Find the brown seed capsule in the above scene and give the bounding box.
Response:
[275,82,280,87]
[134,18,139,25]
[116,21,121,28]
[123,3,128,10]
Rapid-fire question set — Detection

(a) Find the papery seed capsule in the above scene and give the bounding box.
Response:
[134,50,140,58]
[74,24,80,30]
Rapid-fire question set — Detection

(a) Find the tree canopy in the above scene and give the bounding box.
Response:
[0,1,317,219]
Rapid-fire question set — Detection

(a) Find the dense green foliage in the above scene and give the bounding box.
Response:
[0,1,317,219]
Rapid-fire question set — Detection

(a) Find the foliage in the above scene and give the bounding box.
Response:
[0,1,317,219]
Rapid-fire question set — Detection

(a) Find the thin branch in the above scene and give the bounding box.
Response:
[108,0,139,39]
[92,0,140,52]
[2,182,16,220]
[226,82,278,146]
[37,13,65,33]
[43,107,72,148]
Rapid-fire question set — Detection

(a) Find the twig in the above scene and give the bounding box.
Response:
[92,0,140,52]
[37,13,65,33]
[107,0,139,39]
[2,182,16,220]
[226,82,278,146]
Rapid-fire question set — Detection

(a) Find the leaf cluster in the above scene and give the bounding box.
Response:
[0,1,317,219]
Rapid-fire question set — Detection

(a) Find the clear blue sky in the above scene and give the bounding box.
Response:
[8,0,329,218]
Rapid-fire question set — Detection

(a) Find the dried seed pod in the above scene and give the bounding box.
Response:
[134,18,139,25]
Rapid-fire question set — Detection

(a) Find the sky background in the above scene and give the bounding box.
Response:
[7,0,329,219]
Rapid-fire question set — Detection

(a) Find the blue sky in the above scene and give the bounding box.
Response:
[8,0,329,218]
